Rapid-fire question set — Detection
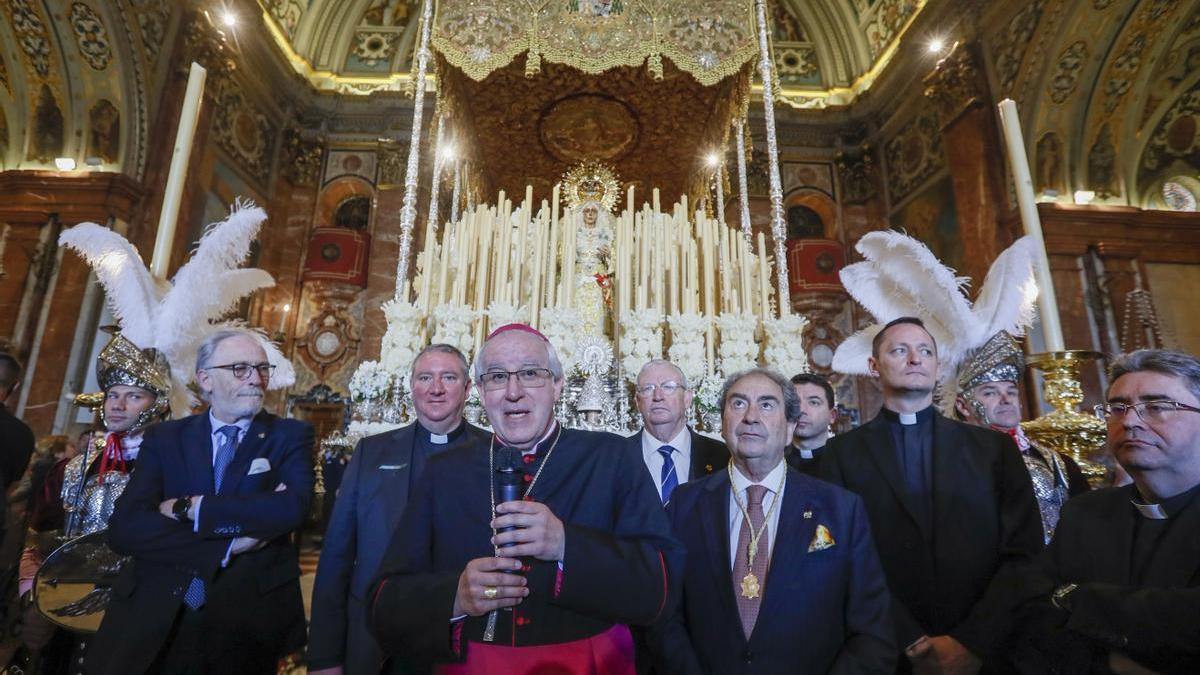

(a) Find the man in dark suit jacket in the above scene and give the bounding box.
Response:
[0,353,35,496]
[821,317,1043,674]
[651,368,895,674]
[1014,349,1200,674]
[786,372,838,477]
[369,324,681,674]
[630,359,729,505]
[88,329,314,674]
[308,344,486,674]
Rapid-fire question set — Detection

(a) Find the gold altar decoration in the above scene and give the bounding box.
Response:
[431,0,759,87]
[1022,351,1110,487]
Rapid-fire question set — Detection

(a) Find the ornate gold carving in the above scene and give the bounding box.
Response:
[439,58,747,203]
[282,129,324,188]
[1021,351,1110,487]
[432,0,758,87]
[922,43,988,129]
[540,94,638,164]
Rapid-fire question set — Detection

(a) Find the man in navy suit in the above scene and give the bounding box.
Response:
[651,368,895,674]
[308,344,485,674]
[629,359,729,505]
[88,328,314,674]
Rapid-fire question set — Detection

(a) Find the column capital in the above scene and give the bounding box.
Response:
[923,43,990,129]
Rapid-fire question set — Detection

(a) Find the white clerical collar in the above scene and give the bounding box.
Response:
[430,432,449,445]
[899,412,918,425]
[798,448,814,459]
[1132,501,1169,520]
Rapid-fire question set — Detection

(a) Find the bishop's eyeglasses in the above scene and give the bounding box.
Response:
[1093,400,1200,423]
[478,368,554,391]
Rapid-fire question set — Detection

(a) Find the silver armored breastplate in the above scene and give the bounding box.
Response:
[1023,446,1070,544]
[61,456,132,536]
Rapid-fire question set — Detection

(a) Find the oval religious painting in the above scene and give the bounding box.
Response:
[539,93,638,164]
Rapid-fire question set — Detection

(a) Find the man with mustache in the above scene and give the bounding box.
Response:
[820,317,1043,674]
[309,344,485,675]
[651,368,895,673]
[370,324,682,674]
[88,328,314,674]
[1015,349,1200,674]
[630,359,728,506]
[954,332,1089,543]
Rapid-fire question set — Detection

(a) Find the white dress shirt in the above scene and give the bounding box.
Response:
[727,459,787,570]
[195,412,254,559]
[640,426,692,493]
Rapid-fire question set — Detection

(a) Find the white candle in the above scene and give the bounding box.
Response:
[151,62,206,279]
[546,184,561,308]
[998,99,1066,352]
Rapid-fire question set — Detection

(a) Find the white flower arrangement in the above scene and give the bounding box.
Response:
[695,372,725,416]
[431,304,478,359]
[379,299,424,376]
[347,419,405,437]
[620,309,664,383]
[348,360,394,402]
[540,307,583,374]
[763,314,811,378]
[716,312,759,377]
[667,312,710,387]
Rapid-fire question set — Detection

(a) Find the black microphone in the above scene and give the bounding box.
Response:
[495,447,522,545]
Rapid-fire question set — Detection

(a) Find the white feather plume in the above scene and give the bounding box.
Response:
[59,198,297,415]
[836,231,977,374]
[833,230,1044,394]
[830,326,879,376]
[58,223,163,347]
[156,201,268,362]
[970,235,1039,344]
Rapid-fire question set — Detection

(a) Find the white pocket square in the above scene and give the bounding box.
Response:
[248,458,271,475]
[378,463,408,471]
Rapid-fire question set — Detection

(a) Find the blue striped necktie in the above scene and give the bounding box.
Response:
[184,424,241,610]
[657,446,678,505]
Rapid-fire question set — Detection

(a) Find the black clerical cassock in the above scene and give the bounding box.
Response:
[369,424,683,673]
[1016,482,1200,674]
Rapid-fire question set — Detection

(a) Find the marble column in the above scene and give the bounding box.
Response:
[923,43,1014,287]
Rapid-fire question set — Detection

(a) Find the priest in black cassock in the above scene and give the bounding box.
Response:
[369,324,683,675]
[820,317,1044,674]
[1014,349,1200,674]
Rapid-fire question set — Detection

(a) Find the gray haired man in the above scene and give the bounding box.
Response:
[631,359,729,505]
[1017,349,1200,674]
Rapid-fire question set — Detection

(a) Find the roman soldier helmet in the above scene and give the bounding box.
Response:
[94,329,172,432]
[956,331,1027,423]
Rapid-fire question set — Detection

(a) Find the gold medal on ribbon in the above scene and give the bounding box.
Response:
[740,572,760,599]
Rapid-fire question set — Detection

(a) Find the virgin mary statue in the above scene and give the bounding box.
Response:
[562,161,619,337]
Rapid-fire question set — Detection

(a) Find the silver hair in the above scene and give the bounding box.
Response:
[1108,349,1200,403]
[472,332,565,382]
[637,359,689,389]
[719,367,802,422]
[410,343,470,382]
[195,327,265,371]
